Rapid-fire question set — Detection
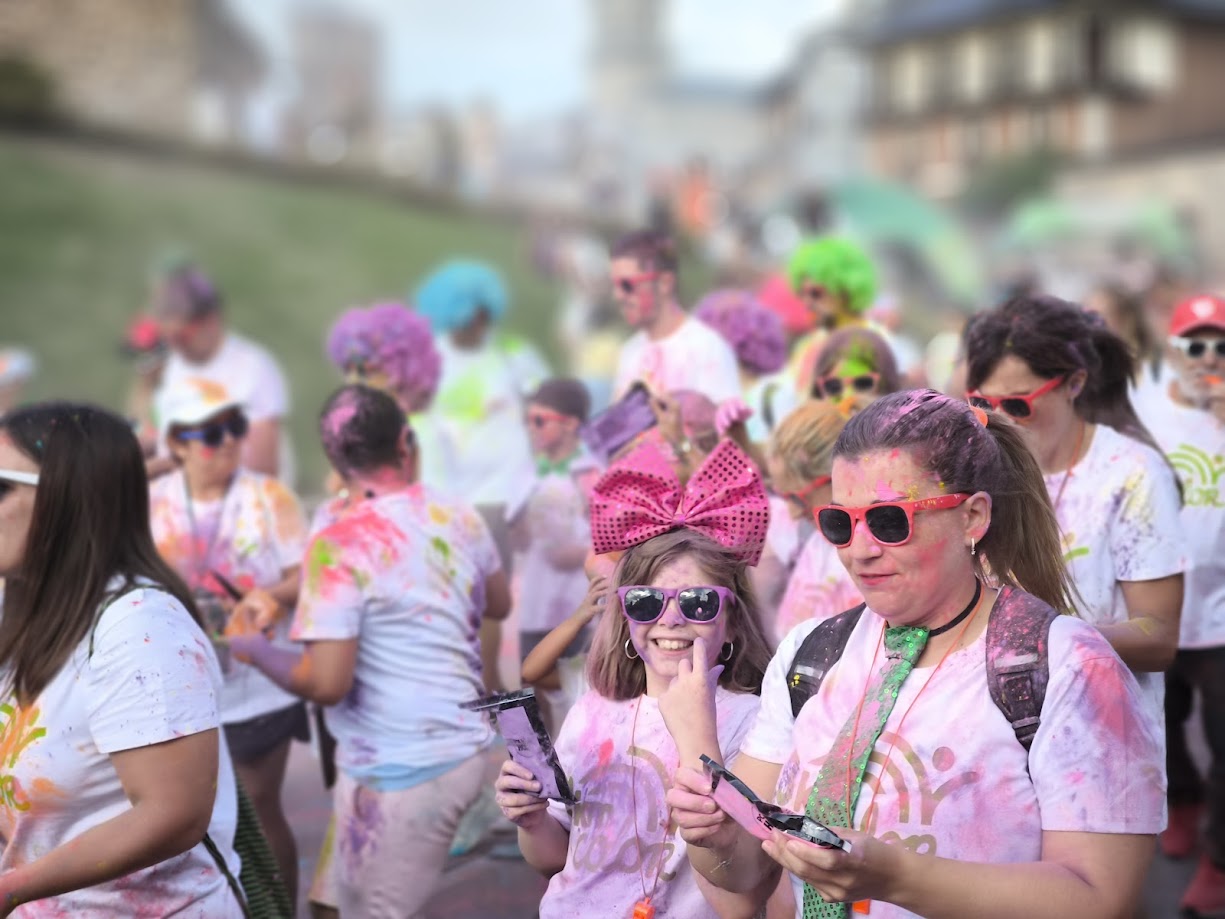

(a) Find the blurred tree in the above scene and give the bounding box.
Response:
[0,55,56,126]
[960,151,1062,220]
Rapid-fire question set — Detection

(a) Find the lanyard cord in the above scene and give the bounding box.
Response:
[182,473,235,585]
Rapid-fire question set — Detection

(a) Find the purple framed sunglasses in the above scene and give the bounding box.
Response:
[617,585,736,624]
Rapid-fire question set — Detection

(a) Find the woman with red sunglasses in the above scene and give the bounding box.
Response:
[668,390,1164,919]
[964,294,1184,719]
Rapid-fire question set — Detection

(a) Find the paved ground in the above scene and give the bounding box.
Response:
[280,720,1213,918]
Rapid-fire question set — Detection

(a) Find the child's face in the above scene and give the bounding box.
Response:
[624,553,731,698]
[525,402,577,455]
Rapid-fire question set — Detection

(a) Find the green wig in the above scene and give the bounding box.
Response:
[786,237,877,315]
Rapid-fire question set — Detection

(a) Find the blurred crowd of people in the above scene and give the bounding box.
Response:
[0,221,1223,919]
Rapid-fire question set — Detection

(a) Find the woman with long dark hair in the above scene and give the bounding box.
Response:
[0,403,241,915]
[963,294,1184,716]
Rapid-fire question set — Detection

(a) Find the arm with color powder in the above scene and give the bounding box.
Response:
[1098,574,1182,672]
[521,576,606,686]
[230,634,358,707]
[0,732,220,915]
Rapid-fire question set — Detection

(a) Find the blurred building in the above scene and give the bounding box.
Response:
[0,0,264,145]
[865,0,1225,202]
[281,6,381,167]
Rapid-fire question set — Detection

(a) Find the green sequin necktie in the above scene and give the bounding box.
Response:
[801,624,928,918]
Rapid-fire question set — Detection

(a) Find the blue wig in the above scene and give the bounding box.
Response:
[413,259,509,333]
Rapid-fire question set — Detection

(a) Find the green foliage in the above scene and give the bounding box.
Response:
[959,151,1062,219]
[0,56,56,125]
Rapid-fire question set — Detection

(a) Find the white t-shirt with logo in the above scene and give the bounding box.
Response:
[291,485,501,775]
[149,468,307,724]
[613,316,742,405]
[1141,399,1225,648]
[540,688,760,919]
[156,331,296,485]
[0,586,242,917]
[1043,423,1185,714]
[775,532,862,644]
[742,601,1165,919]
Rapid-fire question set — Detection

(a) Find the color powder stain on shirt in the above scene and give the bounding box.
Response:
[596,739,614,767]
[305,537,345,595]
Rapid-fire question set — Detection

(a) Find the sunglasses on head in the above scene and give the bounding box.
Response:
[177,412,249,448]
[815,493,971,547]
[816,373,879,399]
[966,375,1064,420]
[0,469,39,501]
[615,272,659,295]
[617,585,735,624]
[1169,336,1225,360]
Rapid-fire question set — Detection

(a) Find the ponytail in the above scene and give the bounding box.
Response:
[976,411,1077,613]
[1077,323,1166,459]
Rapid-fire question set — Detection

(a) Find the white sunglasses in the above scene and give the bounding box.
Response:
[1168,335,1225,359]
[0,470,39,487]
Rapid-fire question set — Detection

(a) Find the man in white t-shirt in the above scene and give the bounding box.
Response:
[150,265,294,483]
[609,229,741,406]
[1138,293,1225,914]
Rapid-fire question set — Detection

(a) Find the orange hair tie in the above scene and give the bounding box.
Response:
[970,404,989,427]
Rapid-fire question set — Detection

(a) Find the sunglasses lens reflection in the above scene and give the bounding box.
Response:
[865,505,911,543]
[677,588,722,622]
[622,588,665,622]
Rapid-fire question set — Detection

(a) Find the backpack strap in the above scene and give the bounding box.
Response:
[984,587,1060,752]
[787,604,866,719]
[203,831,251,919]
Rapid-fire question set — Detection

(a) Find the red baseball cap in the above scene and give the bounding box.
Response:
[1170,295,1225,337]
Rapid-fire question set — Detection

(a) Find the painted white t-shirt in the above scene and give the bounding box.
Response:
[0,586,242,917]
[541,688,760,919]
[1141,400,1225,648]
[506,455,602,634]
[742,599,1166,919]
[291,485,500,774]
[150,468,307,724]
[613,316,742,405]
[775,532,862,644]
[157,331,296,485]
[431,335,549,506]
[1043,424,1185,714]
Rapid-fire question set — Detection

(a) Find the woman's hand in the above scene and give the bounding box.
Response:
[762,826,899,907]
[665,765,742,851]
[658,635,721,761]
[230,588,282,635]
[495,759,551,831]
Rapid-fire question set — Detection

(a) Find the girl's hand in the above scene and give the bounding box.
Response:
[658,635,721,758]
[715,398,753,437]
[664,765,741,851]
[650,393,686,453]
[762,826,899,908]
[576,576,608,626]
[230,589,281,634]
[495,759,551,830]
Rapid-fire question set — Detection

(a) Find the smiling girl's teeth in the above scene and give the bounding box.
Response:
[654,638,693,651]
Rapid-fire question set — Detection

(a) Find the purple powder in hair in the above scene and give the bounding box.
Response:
[694,289,788,375]
[325,302,442,401]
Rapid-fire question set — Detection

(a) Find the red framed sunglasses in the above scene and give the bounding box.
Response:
[814,493,971,547]
[614,272,659,295]
[967,375,1065,420]
[779,474,832,508]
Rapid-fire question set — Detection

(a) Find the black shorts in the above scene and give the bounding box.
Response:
[520,626,590,664]
[224,701,309,764]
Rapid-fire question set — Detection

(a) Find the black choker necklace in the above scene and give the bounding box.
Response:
[928,578,982,637]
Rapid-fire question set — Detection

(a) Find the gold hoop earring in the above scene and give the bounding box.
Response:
[720,641,734,663]
[624,639,639,660]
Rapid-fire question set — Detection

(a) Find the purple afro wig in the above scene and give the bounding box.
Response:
[694,289,788,375]
[325,302,442,402]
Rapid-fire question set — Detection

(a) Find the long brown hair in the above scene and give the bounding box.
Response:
[0,403,200,705]
[587,530,773,701]
[834,390,1076,613]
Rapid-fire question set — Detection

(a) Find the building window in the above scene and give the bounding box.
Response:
[959,34,989,103]
[892,46,929,114]
[1108,17,1178,94]
[1024,20,1056,92]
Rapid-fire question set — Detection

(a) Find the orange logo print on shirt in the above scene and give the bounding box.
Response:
[0,703,47,811]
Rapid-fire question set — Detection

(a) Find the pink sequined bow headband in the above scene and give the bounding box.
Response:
[589,438,770,565]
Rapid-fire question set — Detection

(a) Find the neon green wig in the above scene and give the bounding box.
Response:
[786,237,877,315]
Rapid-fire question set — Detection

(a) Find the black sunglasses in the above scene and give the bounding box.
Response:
[816,374,879,399]
[616,585,734,624]
[178,412,249,448]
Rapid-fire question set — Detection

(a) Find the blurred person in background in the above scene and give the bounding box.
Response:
[762,400,858,645]
[785,236,878,396]
[867,296,925,387]
[414,258,549,575]
[507,378,601,731]
[609,229,742,406]
[324,302,451,494]
[149,377,309,900]
[1084,281,1165,413]
[553,224,616,412]
[923,308,970,397]
[0,347,36,416]
[1138,295,1225,914]
[0,402,242,915]
[229,384,510,919]
[964,294,1184,720]
[810,327,902,415]
[694,288,793,445]
[151,264,293,484]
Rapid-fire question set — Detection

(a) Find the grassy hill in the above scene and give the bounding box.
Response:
[0,134,576,489]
